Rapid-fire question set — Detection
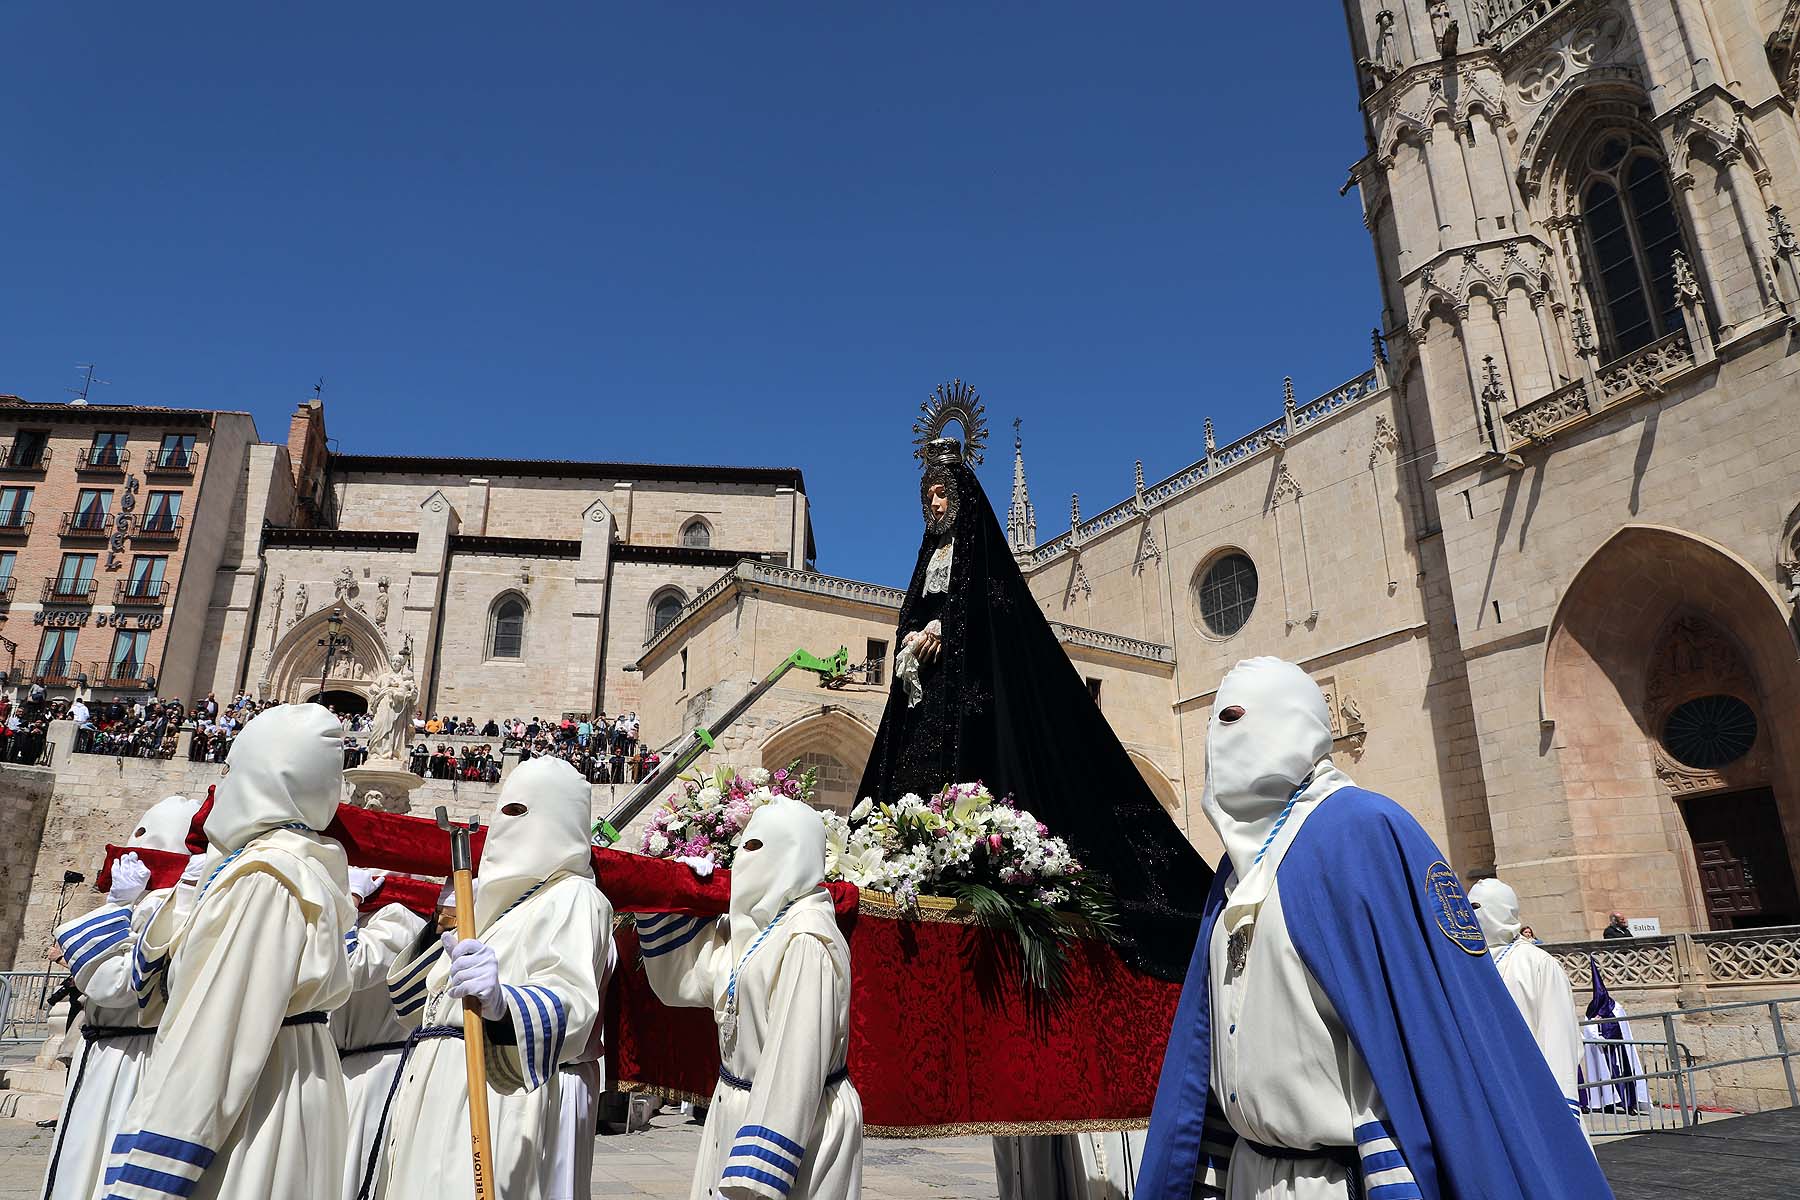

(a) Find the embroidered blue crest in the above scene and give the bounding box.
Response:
[1425,861,1486,955]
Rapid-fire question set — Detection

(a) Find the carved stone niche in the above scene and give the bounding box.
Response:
[1317,674,1370,760]
[1779,501,1800,606]
[1643,613,1768,797]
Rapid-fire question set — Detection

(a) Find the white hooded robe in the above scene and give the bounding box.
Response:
[1468,878,1587,1137]
[99,704,356,1200]
[1195,658,1419,1200]
[334,896,428,1200]
[635,798,863,1200]
[373,758,611,1200]
[40,795,199,1200]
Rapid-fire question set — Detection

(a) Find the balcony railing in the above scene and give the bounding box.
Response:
[0,444,50,472]
[146,447,199,475]
[99,660,157,689]
[0,577,14,602]
[76,447,129,473]
[31,661,85,688]
[42,576,97,603]
[59,510,113,538]
[0,510,34,535]
[133,514,184,542]
[114,579,168,605]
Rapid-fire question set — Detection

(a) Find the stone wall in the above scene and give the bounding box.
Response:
[0,725,644,969]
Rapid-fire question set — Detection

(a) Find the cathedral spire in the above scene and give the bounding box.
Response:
[1006,417,1037,560]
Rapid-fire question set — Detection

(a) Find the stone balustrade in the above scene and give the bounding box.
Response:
[1548,924,1800,993]
[1027,367,1382,567]
[1048,622,1175,665]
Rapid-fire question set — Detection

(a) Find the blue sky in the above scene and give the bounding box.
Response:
[2,5,1377,586]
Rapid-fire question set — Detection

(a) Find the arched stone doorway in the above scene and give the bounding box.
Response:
[263,607,395,705]
[1542,525,1800,933]
[760,709,877,815]
[309,688,370,717]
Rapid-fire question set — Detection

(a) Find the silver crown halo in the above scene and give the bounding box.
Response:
[912,379,989,468]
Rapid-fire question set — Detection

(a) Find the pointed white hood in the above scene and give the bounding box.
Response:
[475,757,593,931]
[1469,877,1522,947]
[1201,657,1340,879]
[728,798,827,957]
[206,704,345,853]
[128,794,200,854]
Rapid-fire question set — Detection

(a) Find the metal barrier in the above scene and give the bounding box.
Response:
[1580,997,1800,1135]
[0,970,67,1045]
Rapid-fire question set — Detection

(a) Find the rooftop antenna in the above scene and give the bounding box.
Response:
[68,364,109,406]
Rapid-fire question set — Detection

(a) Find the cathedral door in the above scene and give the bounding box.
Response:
[1680,788,1800,929]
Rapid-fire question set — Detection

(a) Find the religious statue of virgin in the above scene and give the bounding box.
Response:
[856,384,1212,984]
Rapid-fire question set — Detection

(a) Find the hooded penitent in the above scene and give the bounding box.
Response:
[1200,657,1352,877]
[854,437,1211,981]
[727,797,827,956]
[205,704,345,853]
[474,756,594,931]
[1469,877,1523,947]
[128,794,202,855]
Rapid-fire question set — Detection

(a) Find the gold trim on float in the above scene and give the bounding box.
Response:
[855,889,976,922]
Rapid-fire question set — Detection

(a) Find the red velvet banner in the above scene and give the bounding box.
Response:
[610,904,1182,1135]
[88,803,1179,1133]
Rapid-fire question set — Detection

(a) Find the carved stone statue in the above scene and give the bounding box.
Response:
[361,789,386,812]
[293,582,309,625]
[335,566,355,602]
[375,576,391,627]
[367,652,418,762]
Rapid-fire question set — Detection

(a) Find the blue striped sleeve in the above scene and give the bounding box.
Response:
[722,1124,804,1197]
[60,907,133,975]
[640,915,708,958]
[101,1129,215,1199]
[1355,1118,1420,1200]
[386,941,443,1017]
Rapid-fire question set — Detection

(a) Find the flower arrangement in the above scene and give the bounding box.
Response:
[825,783,1115,995]
[637,763,814,869]
[636,766,1113,994]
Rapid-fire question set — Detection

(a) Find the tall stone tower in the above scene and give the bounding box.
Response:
[1343,0,1799,480]
[1339,1,1800,938]
[1006,421,1037,563]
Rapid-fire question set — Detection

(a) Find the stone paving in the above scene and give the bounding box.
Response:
[0,1111,1001,1199]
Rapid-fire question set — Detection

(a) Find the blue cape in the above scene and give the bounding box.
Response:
[1138,788,1612,1200]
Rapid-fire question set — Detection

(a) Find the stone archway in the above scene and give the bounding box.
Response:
[264,606,395,705]
[1542,525,1800,933]
[760,709,878,815]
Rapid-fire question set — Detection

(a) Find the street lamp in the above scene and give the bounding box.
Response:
[317,609,352,701]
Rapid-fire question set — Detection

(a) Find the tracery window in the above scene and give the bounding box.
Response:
[681,518,712,549]
[1193,552,1258,638]
[1578,133,1690,357]
[650,588,687,638]
[489,595,526,659]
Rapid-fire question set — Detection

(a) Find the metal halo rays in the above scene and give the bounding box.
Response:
[912,380,990,468]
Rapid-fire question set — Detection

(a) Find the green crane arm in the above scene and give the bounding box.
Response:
[596,646,852,841]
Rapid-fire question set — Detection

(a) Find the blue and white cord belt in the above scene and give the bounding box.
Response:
[718,1063,850,1092]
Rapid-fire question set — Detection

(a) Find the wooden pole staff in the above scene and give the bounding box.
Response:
[437,806,494,1200]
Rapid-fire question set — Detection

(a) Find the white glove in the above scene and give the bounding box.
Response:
[180,853,207,885]
[347,868,385,902]
[442,932,505,1020]
[674,855,715,878]
[108,852,152,906]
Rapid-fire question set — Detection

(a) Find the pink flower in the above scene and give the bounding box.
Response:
[1036,823,1049,837]
[988,833,1004,851]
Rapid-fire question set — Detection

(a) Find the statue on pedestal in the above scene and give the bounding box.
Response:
[367,653,418,763]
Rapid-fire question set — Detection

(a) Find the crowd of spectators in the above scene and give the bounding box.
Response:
[402,711,656,784]
[51,688,655,786]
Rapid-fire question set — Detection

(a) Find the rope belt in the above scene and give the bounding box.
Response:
[281,1011,329,1028]
[340,1039,411,1058]
[356,1025,464,1200]
[718,1063,850,1092]
[1241,1140,1362,1200]
[82,1022,154,1042]
[43,1023,160,1195]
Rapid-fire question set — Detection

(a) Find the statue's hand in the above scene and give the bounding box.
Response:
[914,629,943,664]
